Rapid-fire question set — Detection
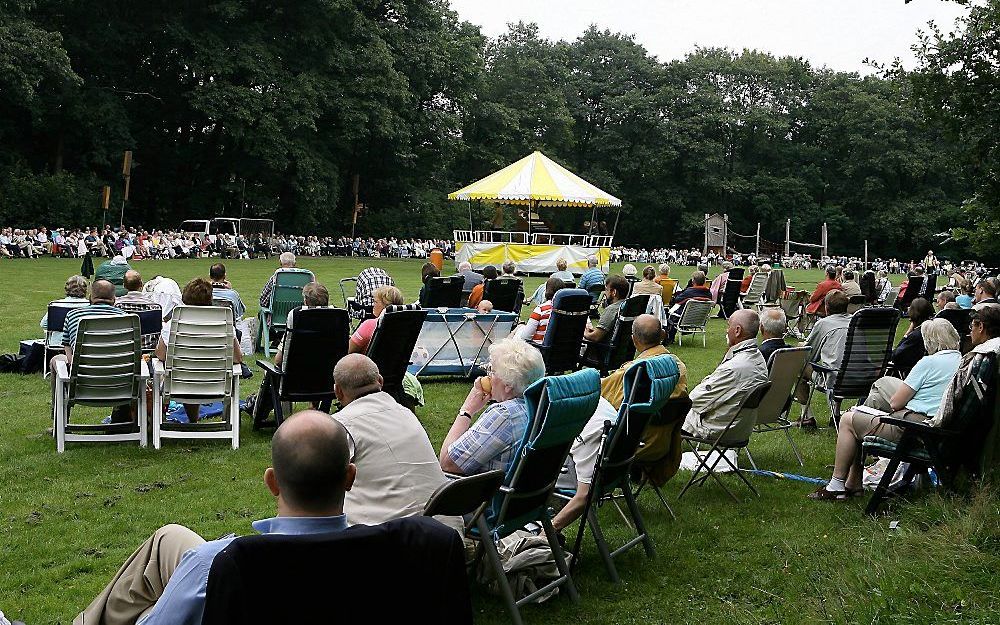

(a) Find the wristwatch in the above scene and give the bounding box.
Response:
[458,411,473,420]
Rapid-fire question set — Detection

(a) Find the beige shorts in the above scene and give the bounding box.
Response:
[849,409,927,443]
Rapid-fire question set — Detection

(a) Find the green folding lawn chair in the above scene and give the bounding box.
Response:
[475,368,600,625]
[559,355,680,583]
[256,268,314,357]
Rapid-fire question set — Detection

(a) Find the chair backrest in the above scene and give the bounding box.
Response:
[422,470,505,518]
[936,308,973,351]
[846,294,866,315]
[489,368,600,538]
[743,272,768,305]
[539,288,591,373]
[728,267,745,281]
[924,274,938,297]
[658,278,678,299]
[720,278,742,316]
[482,278,523,314]
[201,517,472,625]
[605,294,650,371]
[830,307,902,399]
[757,347,811,426]
[366,306,428,399]
[595,356,680,494]
[68,315,142,407]
[279,307,350,401]
[586,282,605,303]
[47,300,89,332]
[898,276,924,309]
[267,269,314,327]
[164,305,235,404]
[423,275,464,308]
[136,308,163,349]
[940,351,999,477]
[860,270,878,304]
[721,381,773,445]
[777,291,806,319]
[212,298,237,321]
[677,298,714,329]
[883,287,899,308]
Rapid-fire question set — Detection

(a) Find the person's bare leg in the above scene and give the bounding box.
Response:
[829,412,864,489]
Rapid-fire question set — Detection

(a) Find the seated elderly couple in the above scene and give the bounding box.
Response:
[808,305,1000,500]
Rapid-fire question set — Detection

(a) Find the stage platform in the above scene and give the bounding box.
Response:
[454,231,611,275]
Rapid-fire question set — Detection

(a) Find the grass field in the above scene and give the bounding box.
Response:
[1,257,999,624]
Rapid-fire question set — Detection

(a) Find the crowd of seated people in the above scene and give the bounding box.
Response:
[27,239,1000,625]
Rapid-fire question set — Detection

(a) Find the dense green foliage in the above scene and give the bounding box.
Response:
[0,1,995,258]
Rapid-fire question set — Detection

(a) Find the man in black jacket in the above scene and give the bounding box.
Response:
[759,308,790,364]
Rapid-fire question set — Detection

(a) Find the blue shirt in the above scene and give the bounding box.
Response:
[211,285,246,319]
[578,268,606,299]
[448,398,530,475]
[956,294,974,309]
[903,349,962,417]
[140,515,348,625]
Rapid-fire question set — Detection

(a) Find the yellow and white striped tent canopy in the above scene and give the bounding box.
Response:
[448,151,622,207]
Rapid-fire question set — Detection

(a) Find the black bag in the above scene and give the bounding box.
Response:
[13,341,45,374]
[0,353,22,373]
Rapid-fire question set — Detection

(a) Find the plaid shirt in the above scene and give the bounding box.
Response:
[448,398,529,475]
[355,267,395,308]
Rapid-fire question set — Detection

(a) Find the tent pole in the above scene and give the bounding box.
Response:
[468,200,474,235]
[755,222,760,257]
[610,205,621,244]
[588,205,597,239]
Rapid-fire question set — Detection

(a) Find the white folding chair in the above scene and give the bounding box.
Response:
[676,299,714,347]
[741,272,768,308]
[152,305,240,449]
[53,315,147,453]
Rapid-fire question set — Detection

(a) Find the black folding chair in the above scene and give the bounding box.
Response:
[201,517,472,624]
[718,277,743,319]
[804,307,902,427]
[581,294,650,375]
[366,305,428,406]
[135,308,163,353]
[679,382,772,502]
[896,276,925,313]
[482,277,524,314]
[421,275,464,308]
[861,351,998,515]
[255,307,350,429]
[632,394,693,518]
[529,288,590,374]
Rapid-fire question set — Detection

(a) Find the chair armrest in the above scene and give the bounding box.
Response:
[150,358,165,375]
[55,359,69,381]
[810,362,834,373]
[257,360,281,376]
[878,417,954,438]
[231,364,242,376]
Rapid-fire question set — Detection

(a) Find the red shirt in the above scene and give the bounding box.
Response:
[529,302,553,342]
[806,279,842,314]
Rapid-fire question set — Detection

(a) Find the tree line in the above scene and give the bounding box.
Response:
[0,0,996,259]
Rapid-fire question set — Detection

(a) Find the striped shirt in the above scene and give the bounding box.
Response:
[62,304,126,348]
[528,302,553,342]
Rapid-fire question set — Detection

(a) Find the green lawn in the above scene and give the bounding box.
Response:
[1,257,998,624]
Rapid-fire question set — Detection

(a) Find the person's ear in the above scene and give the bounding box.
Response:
[334,383,344,404]
[377,374,384,388]
[264,467,280,497]
[344,463,357,492]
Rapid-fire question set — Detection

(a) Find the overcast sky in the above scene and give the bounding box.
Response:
[447,0,969,74]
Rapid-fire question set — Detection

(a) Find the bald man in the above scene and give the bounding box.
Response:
[76,411,356,625]
[115,269,156,309]
[682,309,769,440]
[331,354,460,530]
[552,315,687,531]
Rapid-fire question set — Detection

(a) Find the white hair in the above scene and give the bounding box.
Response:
[658,263,670,276]
[458,261,472,272]
[760,308,787,337]
[921,318,960,355]
[488,337,545,396]
[279,252,296,267]
[587,255,598,268]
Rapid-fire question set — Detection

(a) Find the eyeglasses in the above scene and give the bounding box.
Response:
[484,362,494,377]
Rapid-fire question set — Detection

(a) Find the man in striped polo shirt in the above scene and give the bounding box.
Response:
[56,280,126,367]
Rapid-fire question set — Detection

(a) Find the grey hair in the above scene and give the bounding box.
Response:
[279,252,296,267]
[657,263,670,276]
[587,255,598,268]
[921,318,960,355]
[487,337,545,396]
[334,354,381,393]
[458,261,472,272]
[64,275,89,298]
[502,261,516,275]
[760,308,787,337]
[730,309,760,338]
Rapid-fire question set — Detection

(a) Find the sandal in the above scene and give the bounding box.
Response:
[846,487,865,498]
[807,486,849,501]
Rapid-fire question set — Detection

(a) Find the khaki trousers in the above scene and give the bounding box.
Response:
[863,376,905,413]
[75,524,205,625]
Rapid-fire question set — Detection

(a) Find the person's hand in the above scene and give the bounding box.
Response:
[460,377,491,416]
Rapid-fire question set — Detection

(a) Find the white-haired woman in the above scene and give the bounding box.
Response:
[809,318,961,500]
[440,337,546,475]
[40,275,90,347]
